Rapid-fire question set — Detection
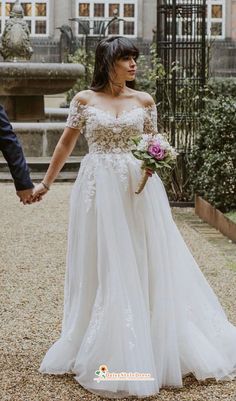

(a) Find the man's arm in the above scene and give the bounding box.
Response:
[0,105,34,192]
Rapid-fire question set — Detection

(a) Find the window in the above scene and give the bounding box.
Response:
[0,0,49,36]
[207,0,225,38]
[165,0,225,40]
[76,0,137,37]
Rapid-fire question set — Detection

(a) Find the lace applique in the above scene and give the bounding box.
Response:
[143,104,158,135]
[83,296,104,353]
[66,96,87,132]
[83,105,144,153]
[68,100,157,212]
[82,297,138,352]
[79,153,139,213]
[125,302,137,350]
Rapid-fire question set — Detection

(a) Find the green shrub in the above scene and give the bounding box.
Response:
[189,95,236,212]
[225,210,236,223]
[208,77,236,99]
[66,48,95,104]
[135,43,158,101]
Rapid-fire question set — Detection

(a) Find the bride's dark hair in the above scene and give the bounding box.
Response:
[89,36,139,92]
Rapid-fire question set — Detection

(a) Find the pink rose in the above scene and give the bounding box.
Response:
[148,143,165,160]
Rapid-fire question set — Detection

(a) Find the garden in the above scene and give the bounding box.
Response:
[65,36,236,241]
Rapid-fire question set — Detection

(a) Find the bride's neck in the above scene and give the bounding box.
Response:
[103,80,126,97]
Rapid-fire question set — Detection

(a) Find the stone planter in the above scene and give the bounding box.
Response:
[195,194,236,243]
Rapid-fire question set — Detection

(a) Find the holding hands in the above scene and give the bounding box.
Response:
[16,188,34,204]
[32,182,50,202]
[17,181,50,204]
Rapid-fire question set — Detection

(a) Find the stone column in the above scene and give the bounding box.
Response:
[54,0,73,39]
[70,0,78,38]
[142,0,156,40]
[48,0,55,37]
[232,0,236,40]
[136,0,143,38]
[225,0,231,38]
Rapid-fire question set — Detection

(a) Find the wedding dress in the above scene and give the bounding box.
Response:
[38,95,236,399]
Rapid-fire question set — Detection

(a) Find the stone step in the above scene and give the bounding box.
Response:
[0,171,78,183]
[0,156,83,173]
[45,107,69,121]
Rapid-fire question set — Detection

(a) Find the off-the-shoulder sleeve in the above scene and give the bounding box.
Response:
[66,96,87,132]
[143,104,158,135]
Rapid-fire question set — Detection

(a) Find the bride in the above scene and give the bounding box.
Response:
[32,36,236,398]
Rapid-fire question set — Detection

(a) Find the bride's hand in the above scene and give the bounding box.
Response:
[146,168,154,177]
[31,183,49,202]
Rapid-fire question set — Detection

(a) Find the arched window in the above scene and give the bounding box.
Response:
[76,0,137,37]
[0,0,49,36]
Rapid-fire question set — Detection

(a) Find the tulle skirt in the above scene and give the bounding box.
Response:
[38,152,236,398]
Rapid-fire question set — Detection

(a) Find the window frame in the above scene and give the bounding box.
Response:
[0,0,49,37]
[207,0,225,39]
[76,0,138,38]
[165,0,226,41]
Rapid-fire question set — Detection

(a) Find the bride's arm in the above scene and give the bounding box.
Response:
[139,92,158,177]
[139,92,158,135]
[31,93,88,200]
[42,126,80,188]
[31,127,81,200]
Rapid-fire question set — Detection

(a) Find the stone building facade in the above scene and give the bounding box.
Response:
[0,0,236,75]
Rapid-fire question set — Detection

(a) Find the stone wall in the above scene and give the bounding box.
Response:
[0,36,235,77]
[209,40,236,77]
[13,122,88,158]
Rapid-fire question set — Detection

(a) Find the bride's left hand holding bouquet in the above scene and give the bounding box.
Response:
[131,133,178,194]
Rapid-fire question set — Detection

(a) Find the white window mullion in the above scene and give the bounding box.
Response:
[120,1,124,36]
[31,1,35,36]
[2,1,6,33]
[207,2,211,37]
[221,0,226,39]
[104,1,108,19]
[46,0,49,35]
[90,0,94,35]
[134,0,137,37]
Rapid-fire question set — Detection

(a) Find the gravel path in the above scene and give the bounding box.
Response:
[0,183,236,401]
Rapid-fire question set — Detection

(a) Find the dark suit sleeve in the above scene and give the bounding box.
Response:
[0,105,34,191]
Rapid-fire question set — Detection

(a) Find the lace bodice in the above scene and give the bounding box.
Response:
[66,95,158,154]
[65,95,158,212]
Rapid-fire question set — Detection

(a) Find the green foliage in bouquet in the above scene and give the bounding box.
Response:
[189,95,236,212]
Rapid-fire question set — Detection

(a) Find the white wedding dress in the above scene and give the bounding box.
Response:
[38,96,236,398]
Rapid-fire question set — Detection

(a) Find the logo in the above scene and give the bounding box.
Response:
[94,365,155,382]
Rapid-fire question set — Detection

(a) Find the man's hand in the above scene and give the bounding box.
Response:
[16,188,34,204]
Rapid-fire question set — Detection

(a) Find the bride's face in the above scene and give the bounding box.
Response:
[110,55,137,82]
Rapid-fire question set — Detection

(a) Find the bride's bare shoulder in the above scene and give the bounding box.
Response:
[136,91,155,107]
[129,88,155,107]
[73,89,94,105]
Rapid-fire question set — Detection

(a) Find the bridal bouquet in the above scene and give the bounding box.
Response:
[131,133,178,194]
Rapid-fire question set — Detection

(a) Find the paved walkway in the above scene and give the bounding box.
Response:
[0,183,235,401]
[173,207,236,270]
